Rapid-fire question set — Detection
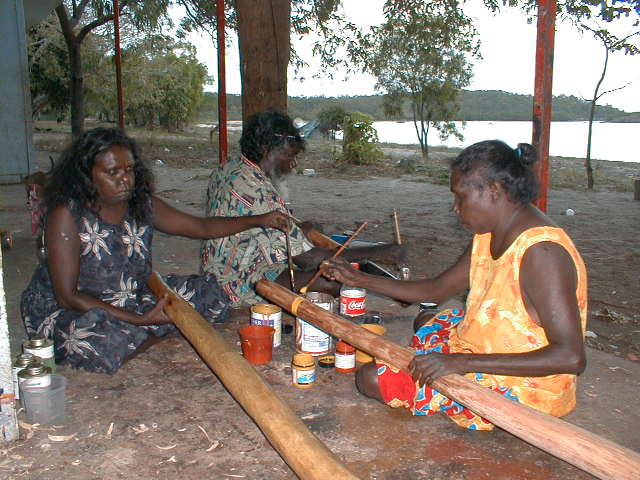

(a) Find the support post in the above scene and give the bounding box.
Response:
[531,0,556,213]
[216,0,228,165]
[148,273,358,480]
[634,179,640,201]
[113,0,125,130]
[257,280,640,480]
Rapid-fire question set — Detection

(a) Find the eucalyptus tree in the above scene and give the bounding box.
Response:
[360,0,479,160]
[53,0,170,137]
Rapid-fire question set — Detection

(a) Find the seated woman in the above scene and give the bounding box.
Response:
[21,127,289,374]
[321,140,588,430]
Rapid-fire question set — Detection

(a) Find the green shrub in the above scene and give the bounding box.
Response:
[340,112,383,165]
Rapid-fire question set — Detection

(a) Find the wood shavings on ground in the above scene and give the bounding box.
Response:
[197,424,221,452]
[48,433,77,442]
[131,424,149,434]
[106,422,114,438]
[155,444,177,450]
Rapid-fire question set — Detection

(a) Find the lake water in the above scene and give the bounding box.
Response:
[371,121,639,164]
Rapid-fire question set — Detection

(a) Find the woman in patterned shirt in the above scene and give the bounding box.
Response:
[21,127,289,373]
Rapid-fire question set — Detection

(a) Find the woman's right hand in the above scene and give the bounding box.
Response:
[320,258,361,286]
[141,297,171,325]
[257,211,291,232]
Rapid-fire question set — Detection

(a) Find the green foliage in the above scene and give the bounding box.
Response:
[317,104,347,138]
[340,112,383,165]
[361,0,480,159]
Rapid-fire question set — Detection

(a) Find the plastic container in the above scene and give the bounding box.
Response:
[355,324,386,364]
[20,374,67,426]
[335,341,356,373]
[238,325,275,365]
[292,353,316,388]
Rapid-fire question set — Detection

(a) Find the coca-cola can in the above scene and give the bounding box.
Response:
[340,288,367,317]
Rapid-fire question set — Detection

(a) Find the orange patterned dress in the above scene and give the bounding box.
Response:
[377,226,588,430]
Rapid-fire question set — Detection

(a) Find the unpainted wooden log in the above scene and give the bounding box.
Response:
[149,273,358,480]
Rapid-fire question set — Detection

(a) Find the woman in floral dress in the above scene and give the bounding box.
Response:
[21,127,290,374]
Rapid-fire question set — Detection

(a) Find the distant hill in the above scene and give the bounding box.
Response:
[197,90,640,123]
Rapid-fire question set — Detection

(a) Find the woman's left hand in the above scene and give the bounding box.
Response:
[408,353,466,387]
[258,211,291,231]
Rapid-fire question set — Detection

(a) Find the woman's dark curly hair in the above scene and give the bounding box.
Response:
[45,127,154,222]
[240,111,305,164]
[450,140,539,205]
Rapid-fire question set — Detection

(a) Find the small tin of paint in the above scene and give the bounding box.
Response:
[292,353,316,388]
[250,303,282,348]
[335,341,356,373]
[18,364,52,389]
[13,353,38,400]
[295,292,334,356]
[23,336,55,371]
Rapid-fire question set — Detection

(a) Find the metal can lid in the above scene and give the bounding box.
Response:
[16,352,36,361]
[292,353,315,368]
[28,336,48,347]
[318,354,335,368]
[18,364,51,378]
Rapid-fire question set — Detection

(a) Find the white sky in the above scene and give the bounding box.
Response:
[185,1,640,112]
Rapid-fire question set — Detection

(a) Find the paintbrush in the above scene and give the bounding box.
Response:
[284,223,296,292]
[392,209,402,245]
[299,221,368,294]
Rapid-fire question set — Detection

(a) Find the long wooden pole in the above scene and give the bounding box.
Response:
[148,273,358,480]
[256,280,640,480]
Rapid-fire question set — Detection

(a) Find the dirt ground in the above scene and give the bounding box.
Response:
[0,126,639,479]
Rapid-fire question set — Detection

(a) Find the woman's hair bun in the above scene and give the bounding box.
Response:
[514,143,537,167]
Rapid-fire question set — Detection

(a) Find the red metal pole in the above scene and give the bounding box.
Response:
[216,0,228,165]
[531,0,556,212]
[113,0,125,130]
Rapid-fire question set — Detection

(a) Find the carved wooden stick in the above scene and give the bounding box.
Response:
[149,273,358,480]
[299,222,368,294]
[256,279,640,480]
[392,209,402,245]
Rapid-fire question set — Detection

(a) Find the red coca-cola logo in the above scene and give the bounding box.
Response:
[341,295,366,316]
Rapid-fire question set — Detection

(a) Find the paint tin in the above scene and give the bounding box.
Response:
[250,303,282,348]
[23,336,55,371]
[295,292,334,356]
[12,353,38,400]
[18,364,52,389]
[292,353,316,388]
[400,266,411,281]
[318,354,335,369]
[335,341,356,373]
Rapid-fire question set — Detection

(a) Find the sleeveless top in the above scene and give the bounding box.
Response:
[449,226,588,417]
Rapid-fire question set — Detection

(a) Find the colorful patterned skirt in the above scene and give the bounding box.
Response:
[377,308,521,431]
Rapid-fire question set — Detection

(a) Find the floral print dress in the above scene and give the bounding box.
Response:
[21,201,230,374]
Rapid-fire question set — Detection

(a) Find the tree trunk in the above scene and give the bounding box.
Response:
[586,39,610,191]
[68,40,85,138]
[236,0,291,123]
[585,99,596,190]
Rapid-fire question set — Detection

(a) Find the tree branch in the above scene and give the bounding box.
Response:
[77,0,132,43]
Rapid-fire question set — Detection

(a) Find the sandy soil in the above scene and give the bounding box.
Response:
[0,128,639,479]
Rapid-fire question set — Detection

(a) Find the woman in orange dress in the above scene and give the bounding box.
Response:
[321,140,587,430]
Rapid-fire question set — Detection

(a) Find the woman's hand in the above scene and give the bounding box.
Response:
[257,211,291,231]
[141,297,171,325]
[408,353,467,387]
[320,257,362,286]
